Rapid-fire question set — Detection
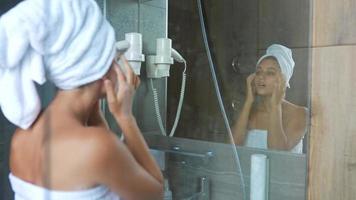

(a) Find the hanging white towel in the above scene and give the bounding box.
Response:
[0,0,116,129]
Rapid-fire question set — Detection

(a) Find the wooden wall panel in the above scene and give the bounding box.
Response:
[309,45,356,200]
[313,0,356,46]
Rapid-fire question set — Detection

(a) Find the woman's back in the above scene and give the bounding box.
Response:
[10,110,113,191]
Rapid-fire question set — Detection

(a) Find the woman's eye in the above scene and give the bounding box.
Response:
[267,71,275,76]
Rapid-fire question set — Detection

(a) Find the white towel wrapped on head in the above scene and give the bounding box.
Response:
[0,0,116,129]
[256,44,295,88]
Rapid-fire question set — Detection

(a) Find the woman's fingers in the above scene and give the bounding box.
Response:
[115,56,139,89]
[278,74,286,94]
[104,79,117,109]
[274,74,282,92]
[135,76,141,89]
[247,73,255,85]
[120,55,135,84]
[113,61,126,85]
[281,77,286,90]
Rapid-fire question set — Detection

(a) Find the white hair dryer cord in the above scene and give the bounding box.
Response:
[151,61,187,137]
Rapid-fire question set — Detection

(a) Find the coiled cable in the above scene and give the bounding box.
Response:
[151,61,187,137]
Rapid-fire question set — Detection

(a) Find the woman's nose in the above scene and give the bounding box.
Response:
[256,72,265,79]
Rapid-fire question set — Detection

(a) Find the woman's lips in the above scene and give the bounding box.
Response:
[256,83,266,87]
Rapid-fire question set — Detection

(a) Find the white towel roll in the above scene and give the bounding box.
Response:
[0,0,116,129]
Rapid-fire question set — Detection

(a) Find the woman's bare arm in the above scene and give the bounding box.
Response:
[233,101,253,145]
[101,57,163,198]
[233,74,256,145]
[115,115,164,185]
[267,75,308,150]
[268,104,308,150]
[267,104,289,149]
[267,75,289,149]
[85,128,163,200]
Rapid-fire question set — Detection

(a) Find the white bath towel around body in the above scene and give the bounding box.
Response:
[9,173,120,200]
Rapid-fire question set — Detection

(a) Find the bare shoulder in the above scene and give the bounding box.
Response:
[81,127,119,146]
[66,127,132,183]
[282,101,308,146]
[283,100,308,120]
[75,127,122,162]
[65,127,123,176]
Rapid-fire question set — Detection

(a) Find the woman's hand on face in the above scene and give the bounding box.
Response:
[104,56,140,120]
[271,73,286,107]
[246,73,256,103]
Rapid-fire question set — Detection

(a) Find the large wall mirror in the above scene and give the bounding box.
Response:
[167,0,311,155]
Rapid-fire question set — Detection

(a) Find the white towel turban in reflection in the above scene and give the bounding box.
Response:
[256,44,295,88]
[0,0,116,129]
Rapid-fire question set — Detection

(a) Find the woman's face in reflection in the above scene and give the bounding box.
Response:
[254,58,282,96]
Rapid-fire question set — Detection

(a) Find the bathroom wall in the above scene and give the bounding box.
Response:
[0,117,15,199]
[308,0,356,199]
[97,0,168,134]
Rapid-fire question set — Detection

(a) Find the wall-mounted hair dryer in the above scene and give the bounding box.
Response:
[171,48,185,63]
[146,38,187,137]
[116,40,130,54]
[146,38,185,78]
[115,32,145,75]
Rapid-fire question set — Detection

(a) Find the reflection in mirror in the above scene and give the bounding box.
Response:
[232,44,308,153]
[167,2,311,198]
[168,0,311,155]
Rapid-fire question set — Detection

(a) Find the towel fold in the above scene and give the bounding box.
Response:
[0,0,116,129]
[256,44,295,88]
[9,173,120,200]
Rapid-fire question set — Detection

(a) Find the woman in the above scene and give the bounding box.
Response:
[232,44,308,152]
[1,0,163,199]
